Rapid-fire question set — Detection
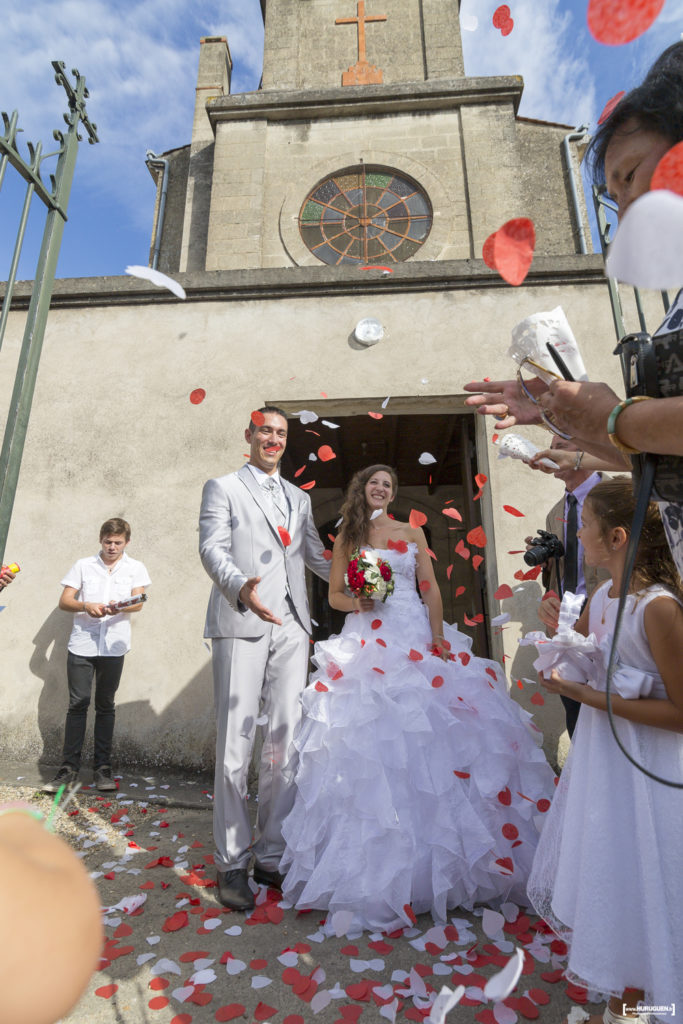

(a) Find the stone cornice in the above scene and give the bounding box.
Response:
[207,76,525,127]
[1,256,608,310]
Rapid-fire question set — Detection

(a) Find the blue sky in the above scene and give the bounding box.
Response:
[0,0,680,281]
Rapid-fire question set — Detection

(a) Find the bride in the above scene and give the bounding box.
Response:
[280,465,556,931]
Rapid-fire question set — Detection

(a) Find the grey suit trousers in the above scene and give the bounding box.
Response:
[211,599,309,871]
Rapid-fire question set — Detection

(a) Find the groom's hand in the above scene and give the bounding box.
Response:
[239,577,283,625]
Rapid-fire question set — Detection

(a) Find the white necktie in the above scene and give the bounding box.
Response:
[266,478,288,527]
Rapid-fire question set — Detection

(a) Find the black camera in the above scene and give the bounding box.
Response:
[524,529,564,567]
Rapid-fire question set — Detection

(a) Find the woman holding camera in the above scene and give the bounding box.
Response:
[464,42,683,576]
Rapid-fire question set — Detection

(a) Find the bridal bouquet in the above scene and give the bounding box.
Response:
[345,549,394,602]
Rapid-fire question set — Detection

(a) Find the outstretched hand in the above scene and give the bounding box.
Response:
[463,377,547,428]
[239,577,283,625]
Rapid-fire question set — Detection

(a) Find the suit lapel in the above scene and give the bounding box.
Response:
[238,465,284,546]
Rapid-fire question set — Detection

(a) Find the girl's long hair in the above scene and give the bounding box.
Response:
[585,477,682,600]
[338,464,398,554]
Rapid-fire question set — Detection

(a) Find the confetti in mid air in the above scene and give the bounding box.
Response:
[587,0,665,45]
[483,218,535,286]
[494,584,514,600]
[318,445,336,462]
[250,410,265,426]
[419,452,437,466]
[460,13,478,31]
[651,140,683,197]
[124,265,186,299]
[597,90,625,124]
[189,388,206,405]
[492,4,514,34]
[409,509,428,529]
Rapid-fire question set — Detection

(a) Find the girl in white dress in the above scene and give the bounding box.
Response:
[528,478,683,1024]
[281,465,556,932]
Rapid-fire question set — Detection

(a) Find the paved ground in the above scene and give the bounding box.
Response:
[0,761,601,1024]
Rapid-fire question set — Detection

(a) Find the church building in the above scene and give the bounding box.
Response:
[1,0,646,770]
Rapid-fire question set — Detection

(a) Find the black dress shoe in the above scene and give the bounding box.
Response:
[253,862,285,890]
[216,868,255,911]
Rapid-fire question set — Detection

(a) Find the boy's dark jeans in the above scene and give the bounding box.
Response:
[61,651,125,769]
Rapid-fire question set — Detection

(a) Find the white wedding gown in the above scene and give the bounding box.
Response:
[280,543,556,931]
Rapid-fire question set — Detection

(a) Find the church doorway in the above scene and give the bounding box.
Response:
[278,397,495,658]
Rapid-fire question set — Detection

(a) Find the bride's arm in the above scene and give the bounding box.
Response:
[328,537,370,613]
[413,528,446,652]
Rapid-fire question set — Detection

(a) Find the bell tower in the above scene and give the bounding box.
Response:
[261,0,464,91]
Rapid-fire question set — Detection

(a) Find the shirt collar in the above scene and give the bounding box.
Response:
[96,551,128,571]
[566,472,601,505]
[247,463,282,487]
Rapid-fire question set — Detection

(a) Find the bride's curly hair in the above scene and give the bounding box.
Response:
[338,464,398,554]
[586,477,682,600]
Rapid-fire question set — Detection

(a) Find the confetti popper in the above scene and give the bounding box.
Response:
[508,305,588,382]
[1,562,20,574]
[494,433,559,470]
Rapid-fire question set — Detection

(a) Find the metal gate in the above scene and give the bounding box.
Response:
[0,61,98,564]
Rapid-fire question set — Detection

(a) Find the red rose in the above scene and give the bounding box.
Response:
[380,563,391,581]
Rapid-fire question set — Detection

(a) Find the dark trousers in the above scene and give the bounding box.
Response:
[561,694,581,739]
[61,652,125,769]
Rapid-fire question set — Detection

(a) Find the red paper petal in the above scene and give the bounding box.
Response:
[368,411,384,419]
[189,388,206,405]
[250,410,265,426]
[498,787,512,805]
[530,692,545,706]
[536,798,551,812]
[254,1005,278,1022]
[494,584,514,600]
[403,903,417,924]
[408,648,424,661]
[278,526,292,546]
[418,580,430,592]
[409,509,428,528]
[467,526,487,548]
[162,911,189,932]
[432,675,444,688]
[500,16,514,35]
[475,472,487,489]
[294,465,306,478]
[597,89,625,124]
[472,555,484,570]
[318,444,336,462]
[455,585,465,597]
[492,4,511,27]
[651,140,683,198]
[453,769,470,778]
[483,218,535,286]
[215,1007,247,1022]
[587,0,664,45]
[387,538,409,553]
[323,549,332,561]
[300,480,316,490]
[95,985,119,998]
[314,681,328,692]
[170,1016,193,1024]
[529,988,551,1005]
[149,997,170,1010]
[495,856,514,874]
[455,540,470,560]
[502,823,519,840]
[503,505,525,517]
[442,507,463,521]
[371,619,382,629]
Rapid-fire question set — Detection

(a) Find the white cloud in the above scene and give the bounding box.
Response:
[460,0,596,126]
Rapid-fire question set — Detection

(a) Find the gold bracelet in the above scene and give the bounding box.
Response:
[606,396,653,455]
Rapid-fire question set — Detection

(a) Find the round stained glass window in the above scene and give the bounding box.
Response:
[299,166,432,266]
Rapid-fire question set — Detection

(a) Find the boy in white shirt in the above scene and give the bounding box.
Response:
[44,518,150,793]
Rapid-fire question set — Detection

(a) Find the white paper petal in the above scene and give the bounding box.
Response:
[171,985,194,1002]
[152,958,182,976]
[226,958,247,975]
[370,509,382,520]
[461,14,478,31]
[427,985,465,1024]
[331,910,355,936]
[419,452,437,465]
[322,420,340,429]
[296,409,319,424]
[382,396,391,408]
[379,998,399,1022]
[482,909,505,939]
[311,990,333,1014]
[605,190,683,290]
[190,968,216,985]
[251,976,272,989]
[494,1001,518,1024]
[483,948,525,1002]
[125,265,186,299]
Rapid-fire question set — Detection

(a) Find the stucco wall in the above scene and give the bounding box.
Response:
[0,267,662,771]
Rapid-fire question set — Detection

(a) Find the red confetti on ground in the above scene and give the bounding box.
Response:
[529,988,551,1005]
[587,0,664,44]
[314,681,328,692]
[482,218,535,286]
[318,444,336,461]
[149,996,170,1010]
[454,770,470,778]
[442,507,463,521]
[215,1006,247,1022]
[409,509,427,528]
[388,538,408,553]
[189,388,206,405]
[541,968,565,983]
[503,505,524,517]
[651,140,683,198]
[598,89,625,124]
[368,411,383,419]
[283,1017,306,1024]
[472,555,484,571]
[96,985,118,999]
[250,410,265,426]
[518,996,540,1019]
[432,675,444,688]
[467,526,487,548]
[530,692,545,706]
[180,951,210,963]
[536,798,551,812]
[502,823,519,840]
[170,1016,193,1024]
[494,584,514,600]
[300,480,316,490]
[497,787,512,805]
[162,911,188,932]
[368,940,394,953]
[404,903,417,924]
[278,526,292,546]
[409,649,424,661]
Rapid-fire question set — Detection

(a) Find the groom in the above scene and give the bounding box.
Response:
[199,405,330,910]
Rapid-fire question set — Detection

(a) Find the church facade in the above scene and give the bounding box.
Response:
[0,0,655,770]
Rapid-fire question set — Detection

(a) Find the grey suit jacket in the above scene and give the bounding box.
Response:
[199,464,331,638]
[543,474,610,599]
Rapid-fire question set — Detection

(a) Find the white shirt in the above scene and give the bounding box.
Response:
[61,552,151,657]
[247,463,290,525]
[564,472,601,598]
